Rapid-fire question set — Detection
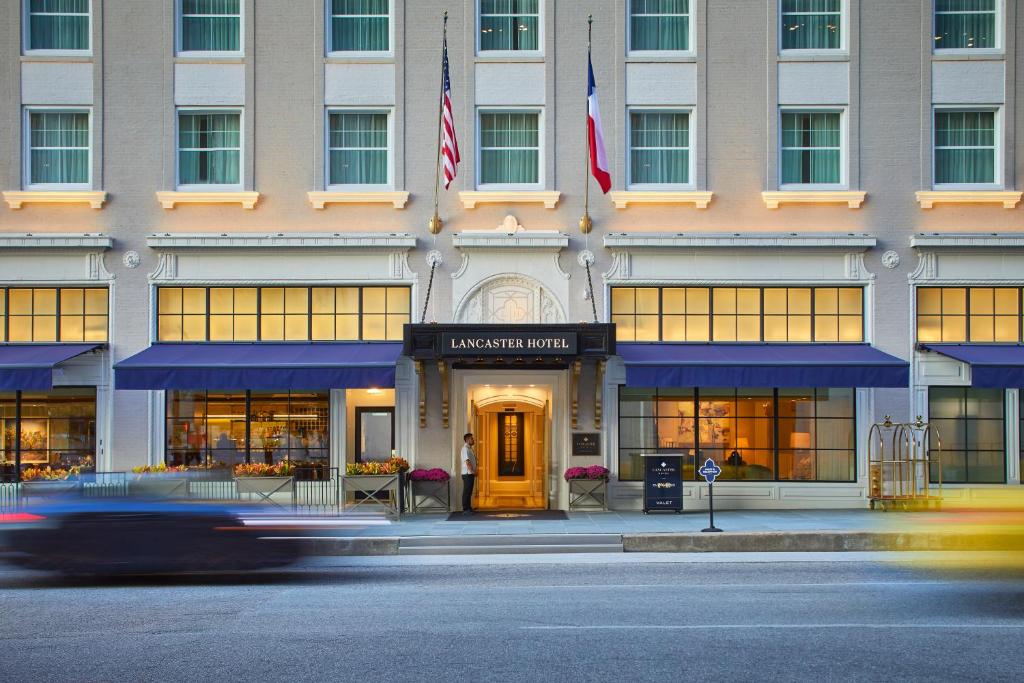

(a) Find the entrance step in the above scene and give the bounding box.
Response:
[398,533,623,555]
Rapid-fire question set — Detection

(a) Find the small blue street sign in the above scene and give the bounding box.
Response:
[698,458,722,483]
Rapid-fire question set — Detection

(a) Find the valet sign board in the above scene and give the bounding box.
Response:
[441,331,577,356]
[641,452,684,513]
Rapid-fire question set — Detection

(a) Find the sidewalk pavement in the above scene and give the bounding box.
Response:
[296,509,1024,555]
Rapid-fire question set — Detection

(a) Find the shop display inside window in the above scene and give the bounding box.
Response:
[0,389,97,478]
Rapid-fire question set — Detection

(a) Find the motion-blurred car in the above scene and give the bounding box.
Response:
[0,498,302,575]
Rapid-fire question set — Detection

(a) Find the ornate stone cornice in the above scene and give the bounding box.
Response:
[146,233,416,249]
[603,232,876,249]
[0,233,112,249]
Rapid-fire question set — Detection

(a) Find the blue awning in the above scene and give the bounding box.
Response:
[920,344,1024,388]
[115,343,402,390]
[0,344,103,390]
[619,343,909,388]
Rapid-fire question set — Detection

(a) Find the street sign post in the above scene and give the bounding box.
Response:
[698,458,723,532]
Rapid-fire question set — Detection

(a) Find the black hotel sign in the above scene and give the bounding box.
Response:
[441,331,577,356]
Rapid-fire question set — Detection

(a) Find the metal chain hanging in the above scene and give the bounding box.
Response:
[420,260,437,324]
[585,257,598,324]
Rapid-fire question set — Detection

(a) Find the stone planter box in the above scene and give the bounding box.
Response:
[130,477,189,499]
[342,474,400,519]
[568,479,608,511]
[20,480,83,502]
[410,479,451,513]
[235,476,295,508]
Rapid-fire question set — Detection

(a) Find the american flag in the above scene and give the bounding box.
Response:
[441,36,460,189]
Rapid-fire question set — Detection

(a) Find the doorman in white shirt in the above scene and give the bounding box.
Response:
[460,432,477,514]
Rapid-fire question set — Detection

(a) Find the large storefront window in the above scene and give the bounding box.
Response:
[165,390,329,467]
[157,286,410,342]
[0,287,108,342]
[928,387,1005,484]
[618,387,854,482]
[917,287,1022,343]
[611,286,863,342]
[0,388,96,471]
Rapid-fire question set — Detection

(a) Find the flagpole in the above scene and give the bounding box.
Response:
[579,15,593,235]
[429,11,449,235]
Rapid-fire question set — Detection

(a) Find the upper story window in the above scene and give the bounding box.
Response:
[25,109,90,189]
[629,0,690,52]
[179,0,241,54]
[934,109,998,187]
[329,0,390,53]
[478,0,540,53]
[611,286,864,343]
[917,287,1021,343]
[0,288,108,343]
[177,110,241,189]
[478,110,541,188]
[934,0,997,50]
[156,286,410,342]
[327,110,390,188]
[629,110,691,187]
[25,0,90,52]
[780,110,843,187]
[780,0,842,51]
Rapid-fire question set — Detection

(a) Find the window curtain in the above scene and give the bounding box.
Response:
[781,112,840,185]
[630,0,689,51]
[934,111,995,184]
[181,0,240,52]
[30,112,89,185]
[329,112,388,185]
[331,0,389,51]
[630,112,689,184]
[178,112,240,185]
[934,0,995,49]
[479,0,539,51]
[29,0,89,50]
[480,112,539,185]
[781,0,840,50]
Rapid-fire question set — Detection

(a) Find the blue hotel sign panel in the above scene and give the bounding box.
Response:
[642,454,684,513]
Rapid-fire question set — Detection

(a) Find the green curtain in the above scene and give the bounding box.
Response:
[479,0,539,51]
[181,0,240,52]
[178,112,240,185]
[781,112,840,185]
[30,112,89,185]
[630,0,689,51]
[935,111,995,184]
[480,112,539,185]
[781,0,840,50]
[331,0,389,51]
[328,112,388,185]
[630,112,689,184]
[934,0,995,49]
[29,0,89,50]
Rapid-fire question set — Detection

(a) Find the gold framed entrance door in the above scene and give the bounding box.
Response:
[471,387,549,510]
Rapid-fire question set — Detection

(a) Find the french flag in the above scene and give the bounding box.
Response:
[587,55,612,194]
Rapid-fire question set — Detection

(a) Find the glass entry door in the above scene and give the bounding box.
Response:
[497,412,525,477]
[355,407,394,462]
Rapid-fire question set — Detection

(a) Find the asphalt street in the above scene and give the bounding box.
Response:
[0,554,1021,683]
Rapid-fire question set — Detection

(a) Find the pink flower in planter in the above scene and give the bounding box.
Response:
[563,467,588,481]
[410,468,451,482]
[585,465,610,480]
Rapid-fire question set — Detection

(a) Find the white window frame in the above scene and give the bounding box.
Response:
[932,105,1002,190]
[22,0,92,56]
[778,107,847,190]
[176,0,244,57]
[626,107,694,190]
[326,0,394,57]
[626,0,694,56]
[476,0,544,57]
[324,108,394,191]
[476,107,544,191]
[933,0,1003,54]
[23,106,93,191]
[175,107,244,191]
[779,0,847,55]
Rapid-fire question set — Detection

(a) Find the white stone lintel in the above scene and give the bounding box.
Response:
[0,233,113,249]
[146,232,416,249]
[911,233,1024,248]
[603,232,877,249]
